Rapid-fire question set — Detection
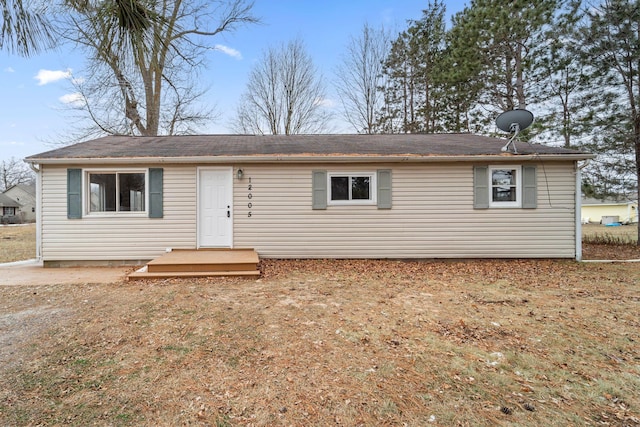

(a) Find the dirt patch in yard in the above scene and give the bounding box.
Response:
[0,306,71,370]
[0,259,638,426]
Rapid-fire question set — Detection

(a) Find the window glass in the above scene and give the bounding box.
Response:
[90,173,116,212]
[351,176,370,200]
[491,168,518,204]
[119,173,145,211]
[89,172,146,213]
[331,176,349,200]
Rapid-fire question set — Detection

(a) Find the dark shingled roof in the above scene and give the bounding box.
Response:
[0,193,20,208]
[26,134,590,161]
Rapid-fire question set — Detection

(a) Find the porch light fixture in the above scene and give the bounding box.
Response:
[237,168,244,180]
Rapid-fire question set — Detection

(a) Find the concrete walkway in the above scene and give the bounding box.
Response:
[0,260,130,286]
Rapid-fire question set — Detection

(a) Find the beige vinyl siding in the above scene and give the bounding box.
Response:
[234,162,577,258]
[39,160,578,262]
[40,165,197,261]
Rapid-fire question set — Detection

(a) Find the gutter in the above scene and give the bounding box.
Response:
[24,153,595,166]
[27,162,42,261]
[575,163,582,261]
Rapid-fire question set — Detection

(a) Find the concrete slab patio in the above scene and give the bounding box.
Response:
[0,260,130,286]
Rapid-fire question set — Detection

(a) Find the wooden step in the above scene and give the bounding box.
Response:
[128,267,260,280]
[127,248,260,280]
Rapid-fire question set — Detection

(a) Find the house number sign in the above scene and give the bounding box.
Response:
[247,177,253,217]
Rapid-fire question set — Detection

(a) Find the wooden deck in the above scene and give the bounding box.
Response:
[128,248,260,280]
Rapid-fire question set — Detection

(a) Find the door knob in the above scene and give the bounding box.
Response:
[227,206,230,218]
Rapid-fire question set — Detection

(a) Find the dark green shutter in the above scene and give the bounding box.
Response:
[149,168,163,218]
[312,170,327,210]
[473,165,489,209]
[377,169,392,209]
[522,165,537,209]
[67,168,82,219]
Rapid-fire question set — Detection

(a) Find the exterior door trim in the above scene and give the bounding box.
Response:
[197,167,233,248]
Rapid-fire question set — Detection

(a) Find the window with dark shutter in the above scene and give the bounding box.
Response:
[473,166,489,209]
[149,168,164,218]
[377,169,392,209]
[67,169,82,219]
[312,170,327,210]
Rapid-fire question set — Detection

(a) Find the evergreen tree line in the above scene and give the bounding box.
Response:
[365,0,638,201]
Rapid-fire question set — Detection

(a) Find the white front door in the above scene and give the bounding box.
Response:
[198,168,233,247]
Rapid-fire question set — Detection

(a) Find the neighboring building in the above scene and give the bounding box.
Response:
[25,134,592,265]
[0,193,20,223]
[581,198,638,224]
[3,183,36,222]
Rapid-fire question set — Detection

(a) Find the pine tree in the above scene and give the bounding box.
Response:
[447,0,558,131]
[437,6,485,133]
[378,1,447,133]
[575,0,640,236]
[528,1,593,148]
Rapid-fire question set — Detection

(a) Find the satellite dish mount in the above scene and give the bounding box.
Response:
[495,109,534,154]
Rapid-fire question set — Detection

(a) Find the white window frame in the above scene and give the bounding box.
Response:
[85,168,148,216]
[489,165,521,208]
[328,172,377,206]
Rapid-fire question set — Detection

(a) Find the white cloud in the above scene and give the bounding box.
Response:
[0,140,24,146]
[5,67,15,73]
[59,92,86,107]
[34,68,72,85]
[214,44,242,60]
[315,97,336,108]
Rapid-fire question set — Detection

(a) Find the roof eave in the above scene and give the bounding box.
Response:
[25,153,595,165]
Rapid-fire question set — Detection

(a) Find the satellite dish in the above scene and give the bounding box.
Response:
[495,109,534,154]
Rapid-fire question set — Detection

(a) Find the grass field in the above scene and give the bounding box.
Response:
[582,223,638,245]
[0,260,639,426]
[0,224,36,263]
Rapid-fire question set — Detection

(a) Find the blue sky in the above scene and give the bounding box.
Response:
[0,1,467,162]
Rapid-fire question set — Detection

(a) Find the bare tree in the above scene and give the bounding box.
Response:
[334,23,390,134]
[0,158,34,192]
[233,39,331,134]
[58,0,258,137]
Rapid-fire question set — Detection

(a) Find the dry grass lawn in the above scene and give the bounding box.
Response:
[0,224,36,263]
[582,223,638,245]
[1,259,639,426]
[582,223,640,260]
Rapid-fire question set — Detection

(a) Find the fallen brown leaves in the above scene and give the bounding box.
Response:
[583,243,640,260]
[0,259,639,426]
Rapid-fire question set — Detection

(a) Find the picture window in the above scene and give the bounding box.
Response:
[88,171,146,213]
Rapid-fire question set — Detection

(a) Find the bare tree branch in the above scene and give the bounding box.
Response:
[335,23,390,134]
[57,0,257,137]
[233,38,332,135]
[0,158,34,192]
